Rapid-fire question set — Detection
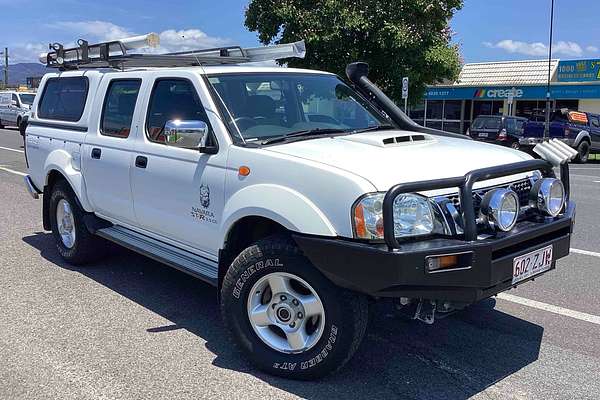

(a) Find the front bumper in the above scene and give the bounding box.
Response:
[294,201,575,303]
[520,137,576,147]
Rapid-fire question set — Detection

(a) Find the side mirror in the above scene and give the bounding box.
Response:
[164,120,216,152]
[11,100,18,106]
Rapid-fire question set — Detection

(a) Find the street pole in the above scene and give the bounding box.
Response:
[544,0,555,142]
[0,51,6,88]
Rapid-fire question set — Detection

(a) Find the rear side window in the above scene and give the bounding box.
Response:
[145,78,212,143]
[101,80,142,138]
[38,77,89,122]
[472,117,501,130]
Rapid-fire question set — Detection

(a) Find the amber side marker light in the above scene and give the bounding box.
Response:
[239,166,251,176]
[426,252,473,272]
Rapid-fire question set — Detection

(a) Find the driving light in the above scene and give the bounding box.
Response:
[353,194,385,239]
[480,188,519,232]
[530,178,565,217]
[393,194,435,237]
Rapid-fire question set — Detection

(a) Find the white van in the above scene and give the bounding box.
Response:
[0,90,36,130]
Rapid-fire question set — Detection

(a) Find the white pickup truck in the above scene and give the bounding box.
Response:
[24,35,576,380]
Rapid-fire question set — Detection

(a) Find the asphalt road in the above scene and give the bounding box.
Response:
[1,127,599,399]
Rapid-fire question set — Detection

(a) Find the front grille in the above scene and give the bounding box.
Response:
[446,177,534,215]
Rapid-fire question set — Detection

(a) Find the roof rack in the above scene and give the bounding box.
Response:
[39,33,306,70]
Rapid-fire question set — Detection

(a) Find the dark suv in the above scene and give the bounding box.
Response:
[468,115,528,149]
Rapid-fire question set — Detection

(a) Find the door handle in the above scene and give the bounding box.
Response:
[135,156,148,169]
[91,148,102,159]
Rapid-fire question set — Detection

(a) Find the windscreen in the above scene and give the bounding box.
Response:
[208,73,389,143]
[18,93,36,105]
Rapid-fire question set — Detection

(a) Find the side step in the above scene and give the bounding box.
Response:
[96,226,218,286]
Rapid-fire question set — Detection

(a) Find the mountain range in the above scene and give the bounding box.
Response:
[3,63,50,85]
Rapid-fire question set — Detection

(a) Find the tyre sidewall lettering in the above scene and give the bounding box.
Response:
[271,324,338,371]
[232,258,283,299]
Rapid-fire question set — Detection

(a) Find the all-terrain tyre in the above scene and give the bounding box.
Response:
[221,236,369,380]
[575,141,590,164]
[49,180,105,265]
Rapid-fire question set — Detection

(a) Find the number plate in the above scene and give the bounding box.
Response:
[478,132,488,138]
[512,245,553,285]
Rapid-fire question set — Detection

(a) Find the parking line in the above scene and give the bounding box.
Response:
[571,248,600,258]
[569,174,600,179]
[0,145,23,153]
[0,166,27,176]
[497,293,600,326]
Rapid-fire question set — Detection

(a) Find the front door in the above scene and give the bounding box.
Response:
[588,114,600,150]
[83,77,142,225]
[131,76,226,258]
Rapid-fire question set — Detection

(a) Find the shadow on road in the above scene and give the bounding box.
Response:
[23,232,543,399]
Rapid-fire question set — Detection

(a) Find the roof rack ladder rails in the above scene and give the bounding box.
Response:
[39,33,305,69]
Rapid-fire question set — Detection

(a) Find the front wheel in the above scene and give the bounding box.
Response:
[221,237,369,380]
[575,141,590,163]
[510,141,521,150]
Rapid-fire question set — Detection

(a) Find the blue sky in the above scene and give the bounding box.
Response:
[2,0,599,64]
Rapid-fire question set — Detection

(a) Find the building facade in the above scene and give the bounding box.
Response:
[412,59,600,134]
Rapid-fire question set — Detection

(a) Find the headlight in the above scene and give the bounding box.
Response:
[393,194,435,237]
[352,193,448,240]
[353,193,385,239]
[530,178,565,217]
[480,188,519,232]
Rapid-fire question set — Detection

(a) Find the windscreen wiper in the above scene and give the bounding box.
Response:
[261,128,350,145]
[351,124,395,134]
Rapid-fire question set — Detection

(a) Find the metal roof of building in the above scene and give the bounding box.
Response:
[455,59,559,86]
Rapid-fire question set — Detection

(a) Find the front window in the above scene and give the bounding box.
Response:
[208,73,390,143]
[18,93,35,105]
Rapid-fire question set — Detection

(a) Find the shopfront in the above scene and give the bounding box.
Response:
[415,58,600,134]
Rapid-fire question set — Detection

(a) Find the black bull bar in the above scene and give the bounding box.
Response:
[382,159,569,249]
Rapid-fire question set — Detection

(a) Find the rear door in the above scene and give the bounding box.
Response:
[82,75,143,225]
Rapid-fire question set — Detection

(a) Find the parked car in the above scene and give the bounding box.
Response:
[0,90,35,132]
[467,115,528,149]
[520,109,600,163]
[24,35,575,380]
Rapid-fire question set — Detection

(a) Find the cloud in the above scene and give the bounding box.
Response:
[48,20,135,42]
[484,39,596,57]
[9,20,232,63]
[156,29,230,53]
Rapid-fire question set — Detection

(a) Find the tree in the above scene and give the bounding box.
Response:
[245,0,463,103]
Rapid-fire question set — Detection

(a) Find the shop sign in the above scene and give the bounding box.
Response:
[557,60,600,82]
[426,84,600,100]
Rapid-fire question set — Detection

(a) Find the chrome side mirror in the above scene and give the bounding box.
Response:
[164,120,209,149]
